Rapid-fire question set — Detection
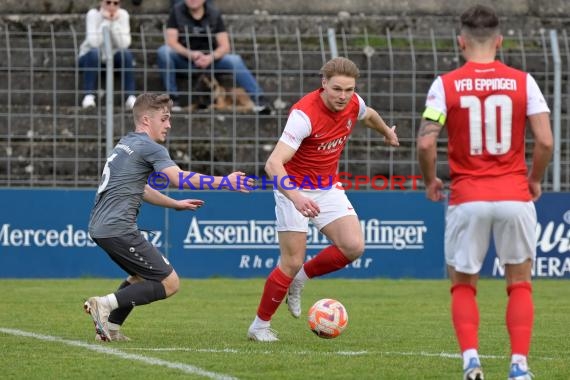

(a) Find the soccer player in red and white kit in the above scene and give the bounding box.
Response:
[247,57,399,341]
[417,5,553,380]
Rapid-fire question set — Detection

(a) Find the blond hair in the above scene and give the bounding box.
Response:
[320,57,360,80]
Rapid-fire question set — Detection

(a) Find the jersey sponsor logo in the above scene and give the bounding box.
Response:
[316,136,348,151]
[453,78,517,92]
[182,217,427,251]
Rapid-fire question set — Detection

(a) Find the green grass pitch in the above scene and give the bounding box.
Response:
[1,278,568,379]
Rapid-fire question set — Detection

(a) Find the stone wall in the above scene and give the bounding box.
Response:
[2,0,569,36]
[1,0,570,16]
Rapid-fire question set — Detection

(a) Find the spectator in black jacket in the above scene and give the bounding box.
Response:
[157,0,271,113]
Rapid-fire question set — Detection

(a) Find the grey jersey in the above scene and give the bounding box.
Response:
[89,132,176,238]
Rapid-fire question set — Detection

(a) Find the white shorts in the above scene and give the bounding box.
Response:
[274,185,357,232]
[445,201,537,274]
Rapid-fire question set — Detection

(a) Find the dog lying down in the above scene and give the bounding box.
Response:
[193,74,255,112]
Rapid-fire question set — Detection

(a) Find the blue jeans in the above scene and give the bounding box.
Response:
[78,48,135,98]
[156,44,264,104]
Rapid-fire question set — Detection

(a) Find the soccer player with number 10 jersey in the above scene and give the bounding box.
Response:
[417,5,553,380]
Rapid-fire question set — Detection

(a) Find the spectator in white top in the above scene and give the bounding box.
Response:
[78,0,137,110]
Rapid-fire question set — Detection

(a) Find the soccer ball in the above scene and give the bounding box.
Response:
[308,298,348,339]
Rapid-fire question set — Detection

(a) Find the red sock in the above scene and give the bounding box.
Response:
[304,245,351,278]
[451,284,479,352]
[506,282,533,356]
[256,267,293,321]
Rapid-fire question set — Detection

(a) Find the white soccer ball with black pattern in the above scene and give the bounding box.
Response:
[308,298,348,339]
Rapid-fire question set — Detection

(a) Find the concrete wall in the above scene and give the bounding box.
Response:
[2,1,569,36]
[0,0,569,17]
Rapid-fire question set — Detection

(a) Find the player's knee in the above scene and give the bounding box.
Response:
[339,240,365,261]
[280,256,305,277]
[162,271,180,297]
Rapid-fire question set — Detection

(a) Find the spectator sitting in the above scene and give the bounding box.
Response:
[170,0,212,7]
[157,0,272,114]
[78,0,137,110]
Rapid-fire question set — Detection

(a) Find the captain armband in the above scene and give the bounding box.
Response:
[422,107,446,125]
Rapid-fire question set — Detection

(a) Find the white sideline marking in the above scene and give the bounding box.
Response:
[126,347,556,361]
[0,328,238,380]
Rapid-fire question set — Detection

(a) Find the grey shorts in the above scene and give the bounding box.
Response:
[93,230,173,282]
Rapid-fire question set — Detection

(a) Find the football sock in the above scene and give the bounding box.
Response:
[250,316,270,330]
[451,284,479,352]
[303,245,351,278]
[115,280,166,308]
[511,354,528,372]
[103,293,118,310]
[293,267,309,284]
[256,267,293,321]
[462,348,480,369]
[506,282,533,356]
[108,322,121,332]
[109,280,134,326]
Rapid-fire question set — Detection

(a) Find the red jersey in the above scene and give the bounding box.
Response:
[280,89,365,188]
[434,61,545,204]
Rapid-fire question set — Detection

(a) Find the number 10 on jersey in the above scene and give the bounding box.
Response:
[461,94,513,156]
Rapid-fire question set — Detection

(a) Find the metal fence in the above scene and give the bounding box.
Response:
[0,24,568,190]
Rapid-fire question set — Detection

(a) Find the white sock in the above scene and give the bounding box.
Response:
[511,354,528,371]
[294,267,309,284]
[103,294,118,310]
[251,316,270,329]
[108,322,121,332]
[462,348,480,368]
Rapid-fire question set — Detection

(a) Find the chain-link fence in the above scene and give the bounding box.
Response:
[0,24,568,189]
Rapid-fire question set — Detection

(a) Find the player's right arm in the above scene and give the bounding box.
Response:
[143,184,204,210]
[265,142,320,216]
[527,112,553,201]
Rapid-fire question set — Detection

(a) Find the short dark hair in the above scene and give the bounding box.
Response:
[132,93,172,121]
[460,5,500,42]
[320,57,360,80]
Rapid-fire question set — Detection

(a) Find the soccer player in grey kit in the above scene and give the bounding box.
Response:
[85,93,252,341]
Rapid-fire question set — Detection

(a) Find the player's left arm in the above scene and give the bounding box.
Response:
[161,165,254,192]
[361,107,399,146]
[526,74,554,201]
[143,184,204,210]
[527,112,553,201]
